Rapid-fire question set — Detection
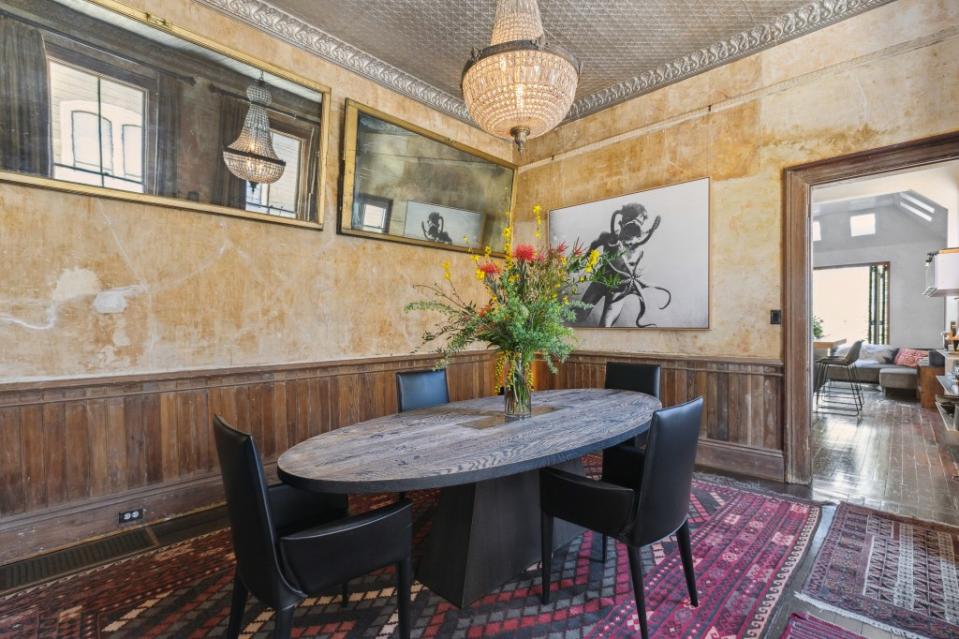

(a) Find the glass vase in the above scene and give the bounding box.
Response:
[503,352,533,419]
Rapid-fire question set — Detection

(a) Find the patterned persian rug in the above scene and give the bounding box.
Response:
[800,502,959,639]
[0,478,818,639]
[778,612,863,638]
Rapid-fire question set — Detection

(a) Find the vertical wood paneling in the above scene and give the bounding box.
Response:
[542,353,783,451]
[42,403,67,506]
[64,403,89,502]
[87,400,109,497]
[0,407,24,515]
[20,405,45,510]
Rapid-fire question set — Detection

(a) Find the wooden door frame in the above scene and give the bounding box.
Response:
[783,131,959,484]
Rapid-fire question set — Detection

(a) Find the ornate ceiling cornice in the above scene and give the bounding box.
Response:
[195,0,472,122]
[566,0,897,121]
[197,0,895,128]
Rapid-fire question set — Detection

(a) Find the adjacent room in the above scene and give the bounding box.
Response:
[1,1,957,638]
[810,161,959,521]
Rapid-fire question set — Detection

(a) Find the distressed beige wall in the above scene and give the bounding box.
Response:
[0,0,512,382]
[515,0,959,361]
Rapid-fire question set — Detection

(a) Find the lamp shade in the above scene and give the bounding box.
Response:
[222,79,285,187]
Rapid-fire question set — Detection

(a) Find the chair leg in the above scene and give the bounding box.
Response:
[273,607,295,639]
[341,581,349,608]
[225,571,248,639]
[397,558,411,639]
[540,511,554,604]
[601,534,608,563]
[626,546,649,639]
[676,520,699,607]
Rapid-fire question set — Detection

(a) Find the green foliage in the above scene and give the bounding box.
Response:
[405,232,618,387]
[812,315,824,339]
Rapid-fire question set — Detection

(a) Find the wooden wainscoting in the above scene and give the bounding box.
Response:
[0,352,497,564]
[535,351,785,481]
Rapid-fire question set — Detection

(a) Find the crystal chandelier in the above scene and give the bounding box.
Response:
[222,78,285,188]
[461,0,579,152]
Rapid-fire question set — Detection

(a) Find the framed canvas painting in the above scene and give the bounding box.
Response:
[549,178,709,329]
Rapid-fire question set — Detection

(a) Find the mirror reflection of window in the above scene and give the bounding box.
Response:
[0,0,325,222]
[361,203,388,231]
[245,129,301,219]
[49,59,145,193]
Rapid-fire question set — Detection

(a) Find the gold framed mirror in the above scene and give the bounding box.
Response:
[339,100,516,255]
[0,0,331,229]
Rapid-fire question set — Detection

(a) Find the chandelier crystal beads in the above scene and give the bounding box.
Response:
[461,0,579,152]
[222,79,285,187]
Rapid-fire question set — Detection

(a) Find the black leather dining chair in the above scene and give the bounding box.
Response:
[396,368,449,412]
[213,416,413,639]
[604,362,661,399]
[540,397,703,639]
[599,362,662,560]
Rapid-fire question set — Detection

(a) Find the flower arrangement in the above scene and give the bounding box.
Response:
[405,206,617,417]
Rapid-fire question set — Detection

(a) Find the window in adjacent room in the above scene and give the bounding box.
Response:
[48,59,146,193]
[245,130,302,218]
[849,212,876,237]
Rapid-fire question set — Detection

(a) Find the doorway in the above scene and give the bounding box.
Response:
[783,132,959,489]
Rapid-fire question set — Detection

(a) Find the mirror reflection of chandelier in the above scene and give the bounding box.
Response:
[461,0,579,152]
[222,78,285,188]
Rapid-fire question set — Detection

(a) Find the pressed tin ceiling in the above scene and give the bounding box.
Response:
[197,0,895,126]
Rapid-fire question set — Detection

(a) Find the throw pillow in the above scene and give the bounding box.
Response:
[859,343,896,364]
[894,347,927,368]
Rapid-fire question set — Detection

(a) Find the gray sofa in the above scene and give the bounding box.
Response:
[822,343,927,395]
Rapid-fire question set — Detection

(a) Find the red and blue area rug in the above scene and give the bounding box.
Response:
[0,478,818,638]
[778,612,863,638]
[800,502,959,639]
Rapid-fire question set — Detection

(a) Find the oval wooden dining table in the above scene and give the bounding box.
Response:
[278,388,660,607]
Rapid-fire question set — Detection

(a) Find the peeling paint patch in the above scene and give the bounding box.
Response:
[93,286,143,314]
[52,268,100,302]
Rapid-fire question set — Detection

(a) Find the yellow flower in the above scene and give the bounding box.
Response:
[471,254,480,263]
[475,269,485,281]
[533,204,542,216]
[442,260,451,281]
[484,245,492,258]
[562,296,570,304]
[588,249,601,268]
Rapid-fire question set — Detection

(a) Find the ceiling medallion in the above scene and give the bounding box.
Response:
[222,78,286,188]
[461,0,579,152]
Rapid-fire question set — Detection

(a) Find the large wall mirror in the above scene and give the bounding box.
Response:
[0,0,329,225]
[340,100,516,254]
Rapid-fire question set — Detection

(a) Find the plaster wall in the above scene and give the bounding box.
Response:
[514,0,959,361]
[0,0,512,382]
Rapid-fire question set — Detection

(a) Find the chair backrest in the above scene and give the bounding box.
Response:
[840,340,864,365]
[629,397,703,546]
[605,362,661,399]
[396,369,449,412]
[213,416,302,607]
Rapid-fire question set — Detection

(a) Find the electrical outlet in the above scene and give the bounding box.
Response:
[118,507,145,524]
[770,309,782,325]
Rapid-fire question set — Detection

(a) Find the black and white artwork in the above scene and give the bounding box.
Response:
[549,178,709,329]
[404,201,484,248]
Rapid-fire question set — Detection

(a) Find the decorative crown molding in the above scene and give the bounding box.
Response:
[566,0,898,121]
[196,0,895,128]
[194,0,472,122]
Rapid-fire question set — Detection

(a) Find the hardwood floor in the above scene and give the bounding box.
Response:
[812,386,959,526]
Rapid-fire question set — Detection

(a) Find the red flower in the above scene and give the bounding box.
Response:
[479,261,500,275]
[555,241,568,254]
[513,244,536,262]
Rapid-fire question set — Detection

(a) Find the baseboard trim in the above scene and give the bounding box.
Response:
[0,463,277,566]
[696,439,785,482]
